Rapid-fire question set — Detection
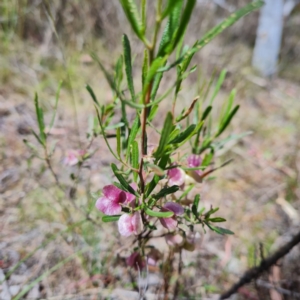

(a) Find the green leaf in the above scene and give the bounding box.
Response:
[201,105,212,121]
[212,131,252,150]
[154,112,174,158]
[114,55,123,90]
[102,215,121,222]
[131,141,139,181]
[192,194,200,217]
[158,0,183,57]
[126,115,140,162]
[202,149,214,167]
[169,124,196,144]
[86,84,100,108]
[111,163,137,196]
[154,185,179,199]
[209,217,226,223]
[206,224,234,235]
[147,163,165,176]
[205,207,219,219]
[216,105,240,137]
[91,53,116,95]
[159,1,264,72]
[178,184,195,201]
[122,34,135,102]
[93,106,118,160]
[209,69,227,105]
[119,0,144,41]
[105,122,125,130]
[141,0,146,34]
[148,104,159,121]
[34,93,46,146]
[146,153,170,197]
[221,88,236,122]
[143,56,167,99]
[49,81,62,131]
[145,207,174,218]
[171,0,196,52]
[162,0,182,19]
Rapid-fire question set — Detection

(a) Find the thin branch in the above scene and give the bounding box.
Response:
[220,230,300,299]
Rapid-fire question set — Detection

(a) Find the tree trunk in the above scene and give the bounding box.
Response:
[252,0,284,77]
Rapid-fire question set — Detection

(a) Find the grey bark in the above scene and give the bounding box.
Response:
[252,0,284,77]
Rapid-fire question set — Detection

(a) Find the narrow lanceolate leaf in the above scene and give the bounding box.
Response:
[153,185,179,200]
[162,0,183,20]
[201,106,212,121]
[206,224,234,235]
[216,105,240,137]
[209,217,226,223]
[141,0,146,34]
[154,112,174,158]
[126,115,140,162]
[91,53,116,94]
[34,93,46,146]
[114,55,123,91]
[169,124,196,144]
[102,215,121,222]
[122,34,135,102]
[145,207,174,218]
[143,56,167,99]
[192,194,200,217]
[131,141,139,181]
[86,84,100,107]
[158,0,183,57]
[171,0,196,52]
[159,1,264,72]
[111,163,138,196]
[146,153,170,197]
[147,164,165,176]
[105,122,125,130]
[119,0,144,41]
[202,150,214,167]
[209,69,227,105]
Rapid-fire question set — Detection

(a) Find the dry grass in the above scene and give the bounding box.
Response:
[1,1,300,299]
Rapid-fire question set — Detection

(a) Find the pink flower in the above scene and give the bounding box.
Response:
[64,149,86,166]
[95,185,135,216]
[118,212,142,236]
[160,202,184,231]
[127,252,145,270]
[167,166,185,187]
[187,154,202,176]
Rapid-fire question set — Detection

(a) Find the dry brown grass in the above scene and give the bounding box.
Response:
[1,1,300,299]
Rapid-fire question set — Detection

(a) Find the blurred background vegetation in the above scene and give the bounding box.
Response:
[1,0,300,299]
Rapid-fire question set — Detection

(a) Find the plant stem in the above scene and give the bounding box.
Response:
[139,0,163,194]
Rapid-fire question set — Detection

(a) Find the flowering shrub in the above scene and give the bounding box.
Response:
[28,0,264,296]
[87,0,263,274]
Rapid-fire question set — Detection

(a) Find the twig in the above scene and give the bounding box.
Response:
[256,279,300,299]
[220,230,300,299]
